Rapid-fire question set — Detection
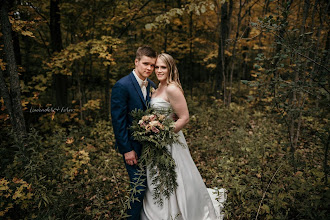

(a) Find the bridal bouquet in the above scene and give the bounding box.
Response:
[130,107,182,206]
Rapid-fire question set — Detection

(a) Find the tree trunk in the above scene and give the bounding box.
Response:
[263,0,270,14]
[310,0,319,30]
[164,0,168,52]
[0,69,14,127]
[189,11,193,97]
[272,0,292,97]
[50,0,63,52]
[0,0,26,140]
[228,0,243,106]
[241,21,251,88]
[215,0,233,101]
[321,0,330,184]
[215,2,226,99]
[287,0,309,171]
[50,0,67,108]
[12,31,22,66]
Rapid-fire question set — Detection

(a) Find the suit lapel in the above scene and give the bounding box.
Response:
[146,81,151,104]
[129,72,147,107]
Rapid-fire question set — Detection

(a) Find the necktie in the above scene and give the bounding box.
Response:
[141,81,148,100]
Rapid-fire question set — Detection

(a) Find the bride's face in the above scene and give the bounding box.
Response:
[155,59,169,82]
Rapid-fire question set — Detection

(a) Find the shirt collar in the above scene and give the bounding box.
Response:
[133,70,147,87]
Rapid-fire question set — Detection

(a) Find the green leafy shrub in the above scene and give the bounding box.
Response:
[0,120,128,219]
[1,99,328,219]
[185,99,329,219]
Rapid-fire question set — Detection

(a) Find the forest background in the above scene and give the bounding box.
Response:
[0,0,329,219]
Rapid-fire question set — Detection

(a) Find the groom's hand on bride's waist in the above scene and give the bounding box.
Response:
[124,150,138,166]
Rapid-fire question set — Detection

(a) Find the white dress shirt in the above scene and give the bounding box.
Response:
[133,70,148,100]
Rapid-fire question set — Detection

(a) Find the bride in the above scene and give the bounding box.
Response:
[141,53,226,220]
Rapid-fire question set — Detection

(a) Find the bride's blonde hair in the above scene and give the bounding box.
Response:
[157,53,183,93]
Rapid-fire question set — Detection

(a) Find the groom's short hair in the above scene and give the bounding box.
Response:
[136,46,157,60]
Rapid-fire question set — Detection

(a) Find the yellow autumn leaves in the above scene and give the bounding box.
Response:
[63,137,91,181]
[45,37,122,76]
[0,178,34,217]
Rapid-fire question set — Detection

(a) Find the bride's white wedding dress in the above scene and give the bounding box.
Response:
[141,97,226,220]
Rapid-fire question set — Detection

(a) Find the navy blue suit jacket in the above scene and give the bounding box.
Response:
[111,72,156,157]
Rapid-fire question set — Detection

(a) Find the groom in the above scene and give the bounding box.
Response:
[111,46,157,219]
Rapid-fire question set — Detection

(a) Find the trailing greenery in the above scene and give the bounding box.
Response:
[130,107,182,206]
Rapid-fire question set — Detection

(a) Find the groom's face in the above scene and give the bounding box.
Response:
[135,55,156,80]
